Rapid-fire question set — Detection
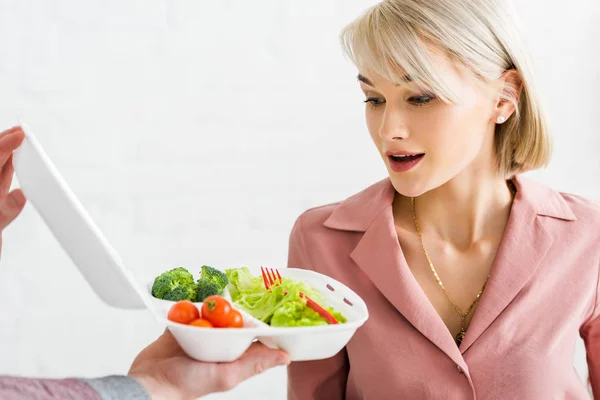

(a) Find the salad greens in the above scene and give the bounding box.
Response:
[225,267,347,327]
[271,300,346,327]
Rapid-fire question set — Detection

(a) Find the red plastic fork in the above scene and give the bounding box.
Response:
[260,266,339,325]
[261,266,282,288]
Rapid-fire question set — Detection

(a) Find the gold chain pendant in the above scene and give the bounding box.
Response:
[455,316,468,345]
[455,329,466,346]
[411,197,490,346]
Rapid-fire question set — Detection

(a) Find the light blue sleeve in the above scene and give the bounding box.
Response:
[79,375,151,400]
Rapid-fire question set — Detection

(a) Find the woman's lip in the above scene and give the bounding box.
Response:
[388,154,424,172]
[385,151,424,156]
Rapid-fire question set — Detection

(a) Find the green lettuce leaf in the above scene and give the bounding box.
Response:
[270,300,327,327]
[225,267,347,326]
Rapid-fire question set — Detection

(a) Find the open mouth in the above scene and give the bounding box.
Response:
[387,153,425,172]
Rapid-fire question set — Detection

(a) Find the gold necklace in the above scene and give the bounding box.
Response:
[410,197,490,346]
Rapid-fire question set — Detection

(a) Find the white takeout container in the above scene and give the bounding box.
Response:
[12,120,369,362]
[150,265,368,362]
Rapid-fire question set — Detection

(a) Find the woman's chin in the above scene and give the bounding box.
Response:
[388,178,428,198]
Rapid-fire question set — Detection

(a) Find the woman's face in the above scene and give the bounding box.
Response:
[359,51,503,197]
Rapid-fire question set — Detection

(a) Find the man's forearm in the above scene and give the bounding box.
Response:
[0,375,150,400]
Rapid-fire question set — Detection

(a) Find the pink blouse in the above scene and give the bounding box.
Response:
[287,175,600,399]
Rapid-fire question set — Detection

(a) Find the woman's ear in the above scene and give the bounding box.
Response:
[494,69,523,124]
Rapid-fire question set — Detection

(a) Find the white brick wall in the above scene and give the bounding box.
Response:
[0,1,598,399]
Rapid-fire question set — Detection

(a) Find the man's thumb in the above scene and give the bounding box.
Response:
[217,344,290,392]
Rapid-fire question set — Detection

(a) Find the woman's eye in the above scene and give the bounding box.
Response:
[408,95,435,106]
[364,97,385,108]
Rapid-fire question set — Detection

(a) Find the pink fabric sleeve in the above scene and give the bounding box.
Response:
[580,260,600,398]
[0,376,101,400]
[286,215,349,400]
[581,315,600,397]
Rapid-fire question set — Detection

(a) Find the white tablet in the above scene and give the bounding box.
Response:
[12,120,148,310]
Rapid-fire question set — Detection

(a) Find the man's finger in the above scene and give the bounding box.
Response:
[0,126,21,139]
[152,329,182,353]
[0,189,26,231]
[0,154,15,196]
[214,342,290,392]
[0,129,24,166]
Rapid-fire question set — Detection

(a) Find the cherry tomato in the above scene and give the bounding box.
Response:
[189,318,213,328]
[201,296,232,327]
[168,301,200,325]
[227,309,243,328]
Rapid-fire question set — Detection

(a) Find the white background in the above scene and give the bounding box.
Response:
[0,1,598,399]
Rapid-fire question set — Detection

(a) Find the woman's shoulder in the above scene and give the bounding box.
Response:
[558,192,600,244]
[287,179,392,272]
[291,178,394,235]
[515,174,600,224]
[559,191,600,220]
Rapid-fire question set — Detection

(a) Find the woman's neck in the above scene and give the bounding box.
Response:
[394,170,515,250]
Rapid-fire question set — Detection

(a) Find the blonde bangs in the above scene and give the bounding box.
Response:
[340,4,458,104]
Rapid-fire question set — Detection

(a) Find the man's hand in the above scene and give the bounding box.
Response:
[128,329,290,400]
[0,127,27,256]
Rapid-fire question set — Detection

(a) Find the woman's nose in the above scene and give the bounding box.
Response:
[378,108,409,141]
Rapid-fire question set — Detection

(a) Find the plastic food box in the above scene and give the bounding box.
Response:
[13,120,369,362]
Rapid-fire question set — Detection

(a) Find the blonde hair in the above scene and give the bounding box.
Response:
[340,0,551,177]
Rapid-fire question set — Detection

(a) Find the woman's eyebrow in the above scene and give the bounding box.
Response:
[357,74,413,86]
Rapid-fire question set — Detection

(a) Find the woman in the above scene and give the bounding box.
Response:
[287,0,600,399]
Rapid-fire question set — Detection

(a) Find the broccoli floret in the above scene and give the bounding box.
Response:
[151,267,196,300]
[200,265,229,291]
[196,279,221,302]
[162,284,198,302]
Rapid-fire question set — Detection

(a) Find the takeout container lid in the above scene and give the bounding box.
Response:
[13,120,146,309]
